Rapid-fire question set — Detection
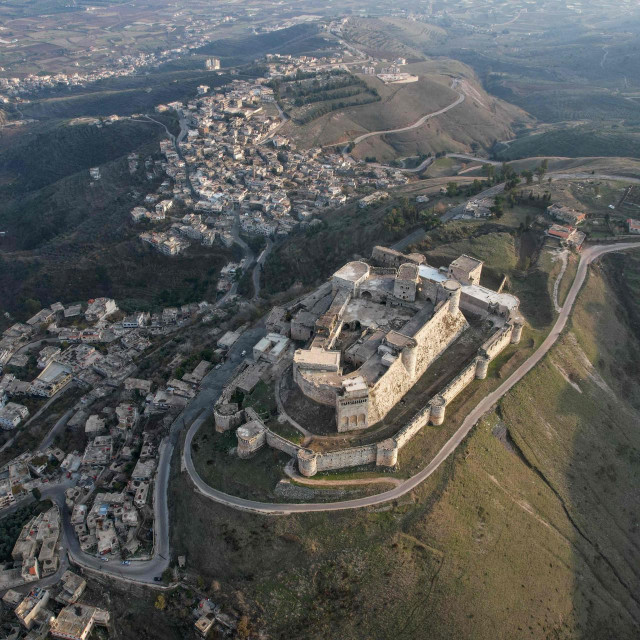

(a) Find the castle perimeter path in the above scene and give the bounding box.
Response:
[183,242,640,514]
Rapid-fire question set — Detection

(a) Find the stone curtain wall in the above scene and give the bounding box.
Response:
[482,324,514,359]
[314,444,377,472]
[395,405,432,448]
[265,430,301,457]
[238,322,518,477]
[440,360,478,404]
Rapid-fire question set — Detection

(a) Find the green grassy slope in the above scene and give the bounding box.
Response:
[0,120,160,196]
[18,70,234,120]
[0,120,165,249]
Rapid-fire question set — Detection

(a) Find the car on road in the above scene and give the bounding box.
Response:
[215,363,221,369]
[241,350,247,357]
[121,560,131,566]
[153,576,162,582]
[100,557,109,562]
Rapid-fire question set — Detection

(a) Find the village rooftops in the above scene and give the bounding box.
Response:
[627,218,640,233]
[37,361,72,384]
[50,603,109,640]
[547,224,575,240]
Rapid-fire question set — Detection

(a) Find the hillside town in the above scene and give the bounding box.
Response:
[133,57,409,255]
[2,0,640,637]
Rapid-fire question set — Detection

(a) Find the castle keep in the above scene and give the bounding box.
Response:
[292,246,521,431]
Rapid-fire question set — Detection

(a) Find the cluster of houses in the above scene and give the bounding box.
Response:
[0,297,224,420]
[0,47,185,100]
[0,11,236,103]
[0,506,62,587]
[0,447,65,509]
[64,423,158,559]
[2,571,109,640]
[545,203,587,249]
[0,289,239,569]
[136,58,410,255]
[263,52,346,78]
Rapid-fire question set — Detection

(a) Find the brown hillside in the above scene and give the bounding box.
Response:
[283,60,532,160]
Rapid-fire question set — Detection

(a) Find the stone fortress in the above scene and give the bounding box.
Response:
[214,245,525,478]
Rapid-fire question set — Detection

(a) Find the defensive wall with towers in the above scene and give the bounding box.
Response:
[213,245,525,477]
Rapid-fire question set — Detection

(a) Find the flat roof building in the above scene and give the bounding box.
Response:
[51,604,109,640]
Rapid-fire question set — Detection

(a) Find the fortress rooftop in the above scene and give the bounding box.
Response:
[451,254,483,272]
[333,261,369,282]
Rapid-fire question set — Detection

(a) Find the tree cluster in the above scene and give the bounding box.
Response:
[383,197,443,233]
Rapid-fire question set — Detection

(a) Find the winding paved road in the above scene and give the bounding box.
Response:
[182,242,640,514]
[349,81,465,148]
[30,327,267,586]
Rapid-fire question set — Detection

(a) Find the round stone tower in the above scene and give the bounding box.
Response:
[297,449,318,477]
[236,421,266,459]
[214,403,244,433]
[376,438,399,468]
[430,394,446,425]
[401,341,418,379]
[443,279,462,315]
[475,354,490,380]
[510,314,525,344]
